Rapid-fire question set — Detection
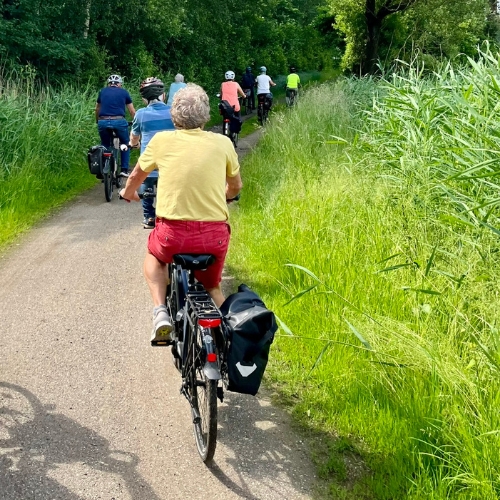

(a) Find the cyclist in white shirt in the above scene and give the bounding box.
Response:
[255,66,276,109]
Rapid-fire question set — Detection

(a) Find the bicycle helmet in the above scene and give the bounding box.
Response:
[225,70,235,80]
[290,66,296,72]
[246,66,252,72]
[107,74,123,85]
[260,66,267,73]
[139,77,165,101]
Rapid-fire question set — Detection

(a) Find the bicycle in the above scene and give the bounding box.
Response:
[217,95,239,148]
[102,126,130,202]
[241,89,252,115]
[285,87,298,107]
[257,93,271,126]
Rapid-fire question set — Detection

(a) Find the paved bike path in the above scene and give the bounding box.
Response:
[0,132,315,499]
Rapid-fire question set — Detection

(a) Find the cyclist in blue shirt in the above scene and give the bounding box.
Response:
[166,74,187,106]
[95,75,136,176]
[130,77,175,228]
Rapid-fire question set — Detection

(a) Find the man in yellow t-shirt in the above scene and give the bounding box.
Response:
[286,66,301,106]
[120,84,242,343]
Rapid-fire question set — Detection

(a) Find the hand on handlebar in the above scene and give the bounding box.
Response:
[119,189,140,202]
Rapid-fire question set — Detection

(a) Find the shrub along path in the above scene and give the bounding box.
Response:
[0,126,316,499]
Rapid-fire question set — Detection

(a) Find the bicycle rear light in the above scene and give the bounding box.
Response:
[207,353,217,362]
[199,318,221,328]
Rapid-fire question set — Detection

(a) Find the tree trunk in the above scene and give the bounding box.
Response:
[362,0,420,74]
[365,2,382,74]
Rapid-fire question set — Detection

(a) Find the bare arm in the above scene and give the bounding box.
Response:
[226,172,243,200]
[237,84,246,98]
[129,132,140,147]
[269,79,276,87]
[119,163,149,201]
[126,102,136,119]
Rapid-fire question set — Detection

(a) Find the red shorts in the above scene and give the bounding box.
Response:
[147,219,231,289]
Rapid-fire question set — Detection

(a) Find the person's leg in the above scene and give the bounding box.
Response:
[206,285,224,308]
[141,175,157,227]
[143,252,168,306]
[144,251,172,341]
[115,119,130,172]
[97,121,112,148]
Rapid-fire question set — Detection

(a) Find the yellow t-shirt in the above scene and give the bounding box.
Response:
[139,129,240,221]
[286,73,300,89]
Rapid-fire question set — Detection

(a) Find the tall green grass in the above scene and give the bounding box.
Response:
[0,74,100,249]
[227,49,500,498]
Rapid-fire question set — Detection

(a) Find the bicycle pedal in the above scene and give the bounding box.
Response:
[150,339,172,347]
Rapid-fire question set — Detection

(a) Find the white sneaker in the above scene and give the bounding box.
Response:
[151,305,173,343]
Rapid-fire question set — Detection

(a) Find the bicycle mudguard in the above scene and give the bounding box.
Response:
[203,361,221,380]
[202,333,221,380]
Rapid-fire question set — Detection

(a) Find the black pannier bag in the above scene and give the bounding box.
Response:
[87,145,106,179]
[219,100,235,120]
[230,116,242,134]
[220,284,278,395]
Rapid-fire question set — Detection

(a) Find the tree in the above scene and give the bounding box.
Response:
[329,0,492,74]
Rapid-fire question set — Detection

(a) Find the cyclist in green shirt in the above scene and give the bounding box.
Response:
[285,66,301,107]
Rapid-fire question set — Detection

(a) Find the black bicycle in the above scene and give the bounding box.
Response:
[257,93,271,125]
[285,87,298,107]
[241,89,252,115]
[154,253,228,463]
[217,95,239,148]
[102,127,127,202]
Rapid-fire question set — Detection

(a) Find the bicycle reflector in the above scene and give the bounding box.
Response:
[199,318,221,328]
[207,353,217,363]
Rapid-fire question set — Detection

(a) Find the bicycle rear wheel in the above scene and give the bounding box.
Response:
[191,326,218,463]
[104,158,114,202]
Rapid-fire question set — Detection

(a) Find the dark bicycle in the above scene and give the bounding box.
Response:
[217,96,240,148]
[102,127,131,202]
[285,87,298,107]
[257,93,272,125]
[240,89,252,115]
[157,253,228,463]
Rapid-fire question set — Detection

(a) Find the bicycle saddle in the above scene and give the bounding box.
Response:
[173,254,215,270]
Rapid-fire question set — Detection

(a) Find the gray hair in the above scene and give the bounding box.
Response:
[174,73,184,83]
[170,83,210,130]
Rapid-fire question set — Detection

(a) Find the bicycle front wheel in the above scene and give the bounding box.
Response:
[191,330,218,462]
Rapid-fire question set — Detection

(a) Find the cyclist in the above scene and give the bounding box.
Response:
[220,70,246,117]
[95,74,136,177]
[120,84,242,342]
[286,66,301,105]
[255,66,276,111]
[166,74,187,106]
[240,66,256,110]
[130,77,175,229]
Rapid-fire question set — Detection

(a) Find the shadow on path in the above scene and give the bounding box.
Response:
[0,382,160,500]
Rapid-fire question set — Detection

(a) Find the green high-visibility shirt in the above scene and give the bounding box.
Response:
[286,73,300,89]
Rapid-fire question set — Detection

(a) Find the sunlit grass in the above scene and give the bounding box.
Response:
[227,50,500,499]
[0,75,98,250]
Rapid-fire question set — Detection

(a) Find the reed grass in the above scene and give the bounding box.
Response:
[227,48,500,498]
[0,75,101,249]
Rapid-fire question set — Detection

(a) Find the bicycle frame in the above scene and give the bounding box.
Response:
[163,254,227,462]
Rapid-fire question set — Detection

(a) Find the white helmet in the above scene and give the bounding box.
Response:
[260,66,267,73]
[107,74,123,85]
[225,70,235,80]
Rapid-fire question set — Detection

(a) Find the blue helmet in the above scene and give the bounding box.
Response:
[260,66,267,73]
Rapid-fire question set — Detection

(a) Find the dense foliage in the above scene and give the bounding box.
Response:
[0,0,334,88]
[327,0,498,73]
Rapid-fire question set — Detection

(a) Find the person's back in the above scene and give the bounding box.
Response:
[130,77,174,228]
[221,71,245,114]
[167,74,187,106]
[286,70,300,90]
[95,74,136,175]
